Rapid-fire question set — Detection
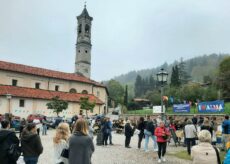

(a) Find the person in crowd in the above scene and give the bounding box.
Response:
[224,149,230,164]
[42,116,48,135]
[20,118,27,138]
[53,122,70,164]
[101,117,110,146]
[198,116,204,126]
[0,120,20,164]
[192,115,198,126]
[21,123,43,164]
[191,130,220,164]
[169,121,176,132]
[201,119,213,136]
[184,119,197,155]
[182,117,189,147]
[69,119,94,164]
[222,115,230,151]
[137,117,145,149]
[88,121,94,140]
[124,120,134,148]
[144,116,158,152]
[33,118,41,135]
[108,118,113,145]
[155,121,170,163]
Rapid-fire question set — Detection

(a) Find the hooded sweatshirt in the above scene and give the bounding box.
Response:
[21,130,43,157]
[0,129,19,164]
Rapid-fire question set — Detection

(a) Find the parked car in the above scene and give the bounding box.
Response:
[27,114,45,122]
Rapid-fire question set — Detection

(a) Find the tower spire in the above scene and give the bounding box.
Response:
[84,1,86,8]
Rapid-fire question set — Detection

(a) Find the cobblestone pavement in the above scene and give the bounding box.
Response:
[19,130,192,164]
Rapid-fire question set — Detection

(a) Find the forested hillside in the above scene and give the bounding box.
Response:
[113,54,228,85]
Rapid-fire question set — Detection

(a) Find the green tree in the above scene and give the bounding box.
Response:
[107,80,125,106]
[79,97,95,117]
[218,56,230,100]
[135,75,143,97]
[46,96,68,116]
[178,58,191,85]
[170,65,180,87]
[124,85,128,107]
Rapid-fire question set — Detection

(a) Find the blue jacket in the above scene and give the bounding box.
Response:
[224,150,230,164]
[222,120,230,134]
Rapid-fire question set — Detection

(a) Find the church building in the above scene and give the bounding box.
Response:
[0,6,108,118]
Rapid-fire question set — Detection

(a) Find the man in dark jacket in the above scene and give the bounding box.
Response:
[0,120,20,164]
[144,117,158,152]
[21,123,43,163]
[125,120,133,148]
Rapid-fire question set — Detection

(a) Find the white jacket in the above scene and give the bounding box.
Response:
[184,124,197,138]
[54,139,69,164]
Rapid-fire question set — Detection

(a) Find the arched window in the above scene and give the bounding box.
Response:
[69,88,77,93]
[78,24,82,34]
[85,24,90,33]
[82,90,88,94]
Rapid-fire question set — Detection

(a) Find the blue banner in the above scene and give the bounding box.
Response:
[198,100,224,113]
[173,104,190,113]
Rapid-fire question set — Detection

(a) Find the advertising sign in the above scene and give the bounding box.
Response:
[153,106,165,113]
[173,104,190,113]
[198,100,224,113]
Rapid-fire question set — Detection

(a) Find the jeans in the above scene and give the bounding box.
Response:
[157,142,167,159]
[42,125,47,135]
[144,129,158,151]
[138,133,144,148]
[186,138,196,154]
[109,131,113,144]
[24,157,38,164]
[103,133,109,145]
[125,136,131,147]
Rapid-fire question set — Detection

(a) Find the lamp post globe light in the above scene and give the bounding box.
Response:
[156,68,168,120]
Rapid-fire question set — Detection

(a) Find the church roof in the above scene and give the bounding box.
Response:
[0,60,105,88]
[77,7,93,20]
[0,85,104,105]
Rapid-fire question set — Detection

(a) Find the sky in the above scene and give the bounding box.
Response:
[0,0,230,81]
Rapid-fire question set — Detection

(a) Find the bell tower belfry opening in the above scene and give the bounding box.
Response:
[75,4,93,78]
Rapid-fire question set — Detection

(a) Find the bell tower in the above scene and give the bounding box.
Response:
[75,4,93,78]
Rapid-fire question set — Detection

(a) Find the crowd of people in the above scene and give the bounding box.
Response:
[0,114,230,164]
[123,115,230,163]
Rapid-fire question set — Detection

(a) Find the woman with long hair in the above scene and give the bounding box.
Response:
[69,119,95,164]
[53,122,70,164]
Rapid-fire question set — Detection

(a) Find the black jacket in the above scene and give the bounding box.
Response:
[0,129,19,164]
[125,123,133,137]
[21,130,43,157]
[137,122,145,135]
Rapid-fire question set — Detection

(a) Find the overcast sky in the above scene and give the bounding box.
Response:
[0,0,230,81]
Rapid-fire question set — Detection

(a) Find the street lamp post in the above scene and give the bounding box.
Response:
[156,68,168,121]
[6,94,12,113]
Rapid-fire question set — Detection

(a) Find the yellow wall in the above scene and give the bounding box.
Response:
[0,96,103,118]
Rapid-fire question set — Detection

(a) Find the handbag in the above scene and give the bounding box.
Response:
[61,148,69,158]
[213,146,221,164]
[8,144,21,162]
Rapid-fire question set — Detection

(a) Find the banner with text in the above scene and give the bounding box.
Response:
[153,106,165,113]
[173,104,190,113]
[198,100,224,113]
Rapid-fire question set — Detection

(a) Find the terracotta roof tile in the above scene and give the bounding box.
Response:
[0,85,104,105]
[0,60,105,88]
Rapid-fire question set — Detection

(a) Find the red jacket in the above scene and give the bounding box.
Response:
[155,126,170,143]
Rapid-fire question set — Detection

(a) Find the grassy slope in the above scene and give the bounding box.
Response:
[126,102,230,115]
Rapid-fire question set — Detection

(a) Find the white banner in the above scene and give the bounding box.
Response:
[153,105,165,113]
